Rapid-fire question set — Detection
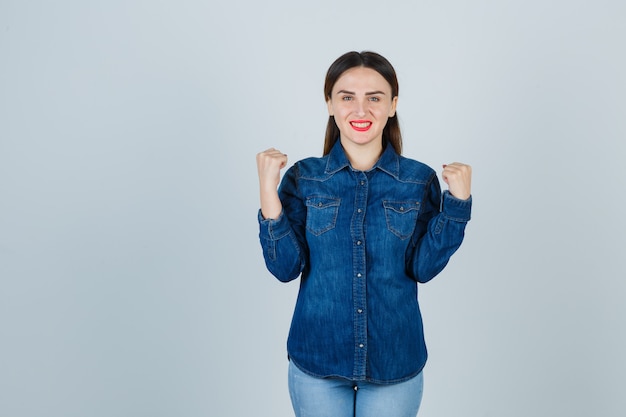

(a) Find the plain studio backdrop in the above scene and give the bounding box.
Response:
[1,1,625,416]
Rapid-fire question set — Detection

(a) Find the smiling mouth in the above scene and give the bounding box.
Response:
[350,121,372,131]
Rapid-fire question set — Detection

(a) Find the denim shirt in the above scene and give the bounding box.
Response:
[258,141,472,384]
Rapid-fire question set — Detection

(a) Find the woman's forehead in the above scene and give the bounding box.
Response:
[332,67,392,93]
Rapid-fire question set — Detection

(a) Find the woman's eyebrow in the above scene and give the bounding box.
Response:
[335,90,386,95]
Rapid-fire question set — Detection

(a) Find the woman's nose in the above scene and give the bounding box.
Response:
[354,100,367,116]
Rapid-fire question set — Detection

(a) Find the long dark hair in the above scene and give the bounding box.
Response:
[323,51,402,155]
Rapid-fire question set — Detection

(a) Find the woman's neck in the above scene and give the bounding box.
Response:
[341,140,383,171]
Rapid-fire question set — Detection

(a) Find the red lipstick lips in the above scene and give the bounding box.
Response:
[350,120,372,132]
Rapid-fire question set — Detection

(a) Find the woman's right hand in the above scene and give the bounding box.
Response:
[256,148,288,219]
[256,148,288,190]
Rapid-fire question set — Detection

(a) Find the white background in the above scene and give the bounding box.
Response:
[1,1,625,416]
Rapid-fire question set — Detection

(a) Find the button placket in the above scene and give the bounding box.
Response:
[352,172,368,378]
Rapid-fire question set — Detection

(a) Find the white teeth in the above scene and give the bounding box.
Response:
[351,122,371,128]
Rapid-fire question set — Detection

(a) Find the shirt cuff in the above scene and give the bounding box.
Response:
[441,191,472,222]
[258,209,292,240]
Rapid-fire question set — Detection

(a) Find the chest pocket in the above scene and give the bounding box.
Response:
[305,196,341,236]
[383,200,420,239]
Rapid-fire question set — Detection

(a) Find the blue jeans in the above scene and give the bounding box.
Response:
[288,361,424,417]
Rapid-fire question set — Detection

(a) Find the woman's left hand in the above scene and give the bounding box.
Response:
[442,162,472,200]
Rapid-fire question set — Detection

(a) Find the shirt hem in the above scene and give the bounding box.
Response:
[287,356,426,385]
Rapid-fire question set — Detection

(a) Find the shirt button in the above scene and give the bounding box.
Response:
[356,241,361,245]
[357,273,362,278]
[359,344,364,348]
[357,208,362,213]
[360,181,365,186]
[357,309,363,313]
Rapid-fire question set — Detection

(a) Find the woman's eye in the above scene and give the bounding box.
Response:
[369,96,380,102]
[342,96,353,101]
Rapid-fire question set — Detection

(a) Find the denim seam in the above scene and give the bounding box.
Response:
[268,222,291,240]
[442,213,471,223]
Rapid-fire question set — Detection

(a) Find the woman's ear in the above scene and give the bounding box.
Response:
[389,96,398,117]
[326,98,333,116]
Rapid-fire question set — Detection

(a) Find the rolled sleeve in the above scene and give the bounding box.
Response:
[258,209,292,241]
[258,209,305,282]
[441,191,472,222]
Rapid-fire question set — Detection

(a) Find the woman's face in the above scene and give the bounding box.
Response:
[327,66,397,151]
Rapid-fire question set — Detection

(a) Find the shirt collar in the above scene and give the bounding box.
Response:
[325,139,400,179]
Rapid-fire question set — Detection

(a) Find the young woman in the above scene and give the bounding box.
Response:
[256,51,472,417]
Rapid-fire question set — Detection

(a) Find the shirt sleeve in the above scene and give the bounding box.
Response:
[258,164,308,282]
[407,174,472,283]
